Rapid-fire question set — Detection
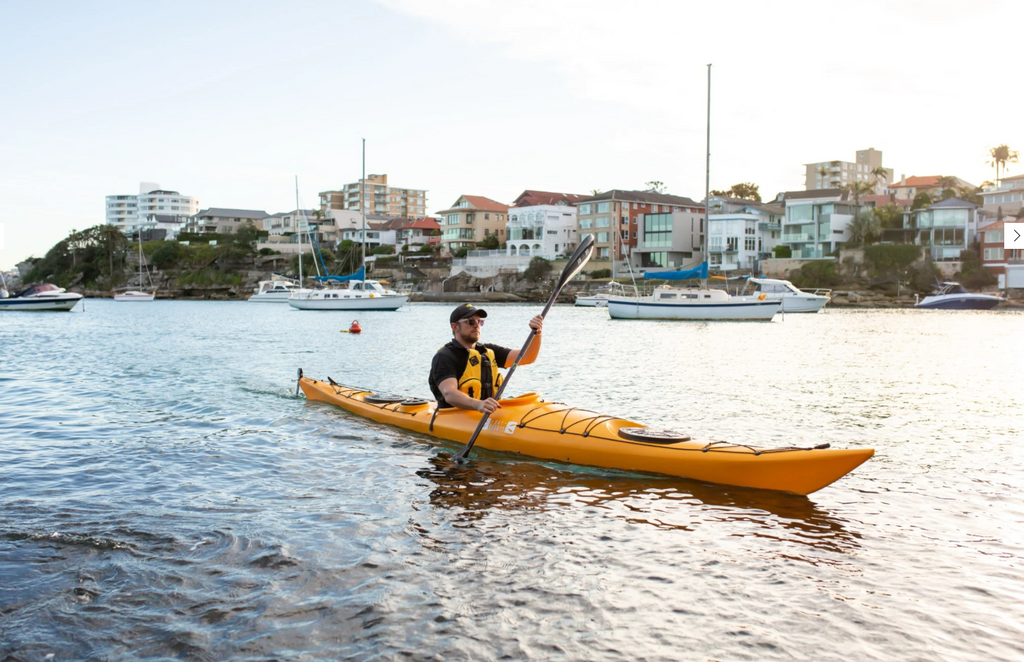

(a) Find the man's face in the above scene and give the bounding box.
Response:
[452,314,484,343]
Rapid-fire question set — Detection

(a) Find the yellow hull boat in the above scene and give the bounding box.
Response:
[298,375,873,495]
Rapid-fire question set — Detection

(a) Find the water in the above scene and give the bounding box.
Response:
[1,301,1022,661]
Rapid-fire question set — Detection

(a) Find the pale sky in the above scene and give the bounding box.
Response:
[2,0,1021,270]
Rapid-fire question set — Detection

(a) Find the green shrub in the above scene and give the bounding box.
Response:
[149,241,185,267]
[790,260,840,288]
[371,245,395,255]
[588,268,612,279]
[523,256,553,282]
[864,244,921,277]
[773,245,792,258]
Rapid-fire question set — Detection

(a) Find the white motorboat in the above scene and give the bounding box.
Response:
[249,277,302,302]
[915,282,1003,310]
[742,277,831,313]
[607,286,780,321]
[0,283,83,311]
[115,238,156,302]
[575,282,629,307]
[287,280,409,311]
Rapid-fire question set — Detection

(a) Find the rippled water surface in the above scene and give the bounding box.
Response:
[2,300,1023,661]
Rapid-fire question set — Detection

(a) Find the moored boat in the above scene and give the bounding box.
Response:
[915,282,1003,310]
[0,283,83,311]
[607,286,781,321]
[742,277,831,313]
[288,279,409,311]
[249,276,301,302]
[297,374,873,495]
[575,282,629,307]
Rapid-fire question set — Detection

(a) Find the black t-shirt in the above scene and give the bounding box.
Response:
[429,340,511,408]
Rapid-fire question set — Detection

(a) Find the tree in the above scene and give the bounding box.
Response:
[523,256,552,281]
[871,166,889,188]
[911,192,933,210]
[848,210,881,245]
[872,203,905,230]
[988,144,1019,185]
[843,180,875,227]
[477,234,500,250]
[710,182,762,202]
[644,181,666,194]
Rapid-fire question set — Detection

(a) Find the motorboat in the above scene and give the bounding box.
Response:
[0,283,83,311]
[742,277,831,313]
[915,282,1003,310]
[575,282,630,307]
[607,285,781,321]
[287,279,409,311]
[249,277,302,302]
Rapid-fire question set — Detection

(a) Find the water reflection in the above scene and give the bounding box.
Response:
[416,455,861,555]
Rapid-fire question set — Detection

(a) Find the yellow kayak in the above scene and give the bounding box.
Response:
[298,375,873,495]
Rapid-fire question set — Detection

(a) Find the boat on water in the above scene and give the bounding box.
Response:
[608,283,781,320]
[114,238,155,302]
[249,276,301,302]
[742,277,831,313]
[575,282,629,307]
[297,374,874,495]
[288,278,409,311]
[0,283,83,311]
[915,282,1003,310]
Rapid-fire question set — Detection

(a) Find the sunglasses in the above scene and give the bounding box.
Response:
[459,317,485,327]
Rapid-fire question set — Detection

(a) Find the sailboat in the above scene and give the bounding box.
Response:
[606,65,780,322]
[114,234,156,302]
[287,139,409,312]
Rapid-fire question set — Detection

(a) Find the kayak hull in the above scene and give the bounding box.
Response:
[298,377,873,495]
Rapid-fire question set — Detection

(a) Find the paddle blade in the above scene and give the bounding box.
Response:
[556,234,596,290]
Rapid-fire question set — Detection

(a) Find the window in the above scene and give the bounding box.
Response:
[727,237,738,251]
[485,213,490,220]
[985,230,1004,243]
[745,237,755,251]
[595,216,610,228]
[579,218,593,229]
[578,204,592,215]
[643,213,673,247]
[596,202,610,213]
[641,252,666,268]
[984,247,1004,261]
[596,232,609,243]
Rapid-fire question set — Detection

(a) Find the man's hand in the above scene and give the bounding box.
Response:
[478,397,502,415]
[528,315,543,334]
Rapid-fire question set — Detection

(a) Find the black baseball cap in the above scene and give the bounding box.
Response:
[450,303,488,324]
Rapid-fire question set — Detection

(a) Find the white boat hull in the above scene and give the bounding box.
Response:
[574,295,609,307]
[114,291,155,302]
[0,294,83,311]
[248,291,297,303]
[607,296,780,321]
[288,294,409,311]
[772,294,829,313]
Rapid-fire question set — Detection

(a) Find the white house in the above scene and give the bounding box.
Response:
[506,190,585,259]
[106,182,199,235]
[708,203,783,271]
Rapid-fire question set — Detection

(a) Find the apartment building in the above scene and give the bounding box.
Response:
[436,195,510,254]
[319,174,427,219]
[708,203,783,271]
[186,208,268,234]
[105,183,199,234]
[507,190,585,259]
[779,189,855,259]
[804,148,894,195]
[980,173,1024,218]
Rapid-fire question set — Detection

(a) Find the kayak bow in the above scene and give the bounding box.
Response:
[298,375,873,495]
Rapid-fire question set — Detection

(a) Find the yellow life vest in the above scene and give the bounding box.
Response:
[458,345,504,401]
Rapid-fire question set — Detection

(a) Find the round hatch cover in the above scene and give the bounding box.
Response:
[618,427,691,443]
[400,398,430,406]
[364,393,407,404]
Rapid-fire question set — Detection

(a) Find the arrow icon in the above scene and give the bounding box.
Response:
[1016,229,1022,242]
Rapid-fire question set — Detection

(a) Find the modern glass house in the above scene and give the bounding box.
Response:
[780,189,855,258]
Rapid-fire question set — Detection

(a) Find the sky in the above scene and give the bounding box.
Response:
[2,0,1022,270]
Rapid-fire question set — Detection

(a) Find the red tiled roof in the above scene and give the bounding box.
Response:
[512,190,589,208]
[890,176,941,188]
[400,217,440,230]
[437,195,509,214]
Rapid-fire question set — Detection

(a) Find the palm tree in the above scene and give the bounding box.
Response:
[988,144,1019,186]
[848,211,881,245]
[871,166,888,193]
[844,180,875,227]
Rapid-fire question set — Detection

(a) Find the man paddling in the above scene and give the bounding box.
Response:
[429,303,543,414]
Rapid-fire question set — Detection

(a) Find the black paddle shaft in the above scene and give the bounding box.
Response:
[452,235,595,462]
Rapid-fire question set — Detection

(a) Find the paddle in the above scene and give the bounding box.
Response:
[451,234,596,463]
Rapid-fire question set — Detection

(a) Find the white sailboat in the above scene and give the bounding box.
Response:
[114,237,155,302]
[607,64,780,322]
[288,139,408,312]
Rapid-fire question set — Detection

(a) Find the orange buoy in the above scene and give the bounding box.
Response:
[348,320,362,334]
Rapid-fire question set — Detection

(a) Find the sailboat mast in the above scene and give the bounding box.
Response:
[704,63,711,289]
[361,138,366,275]
[296,175,303,285]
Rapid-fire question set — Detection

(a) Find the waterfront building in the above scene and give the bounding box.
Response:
[185,208,269,234]
[779,189,856,259]
[263,209,317,236]
[886,175,976,202]
[883,198,981,263]
[105,183,199,234]
[708,203,783,271]
[804,148,894,194]
[507,190,585,259]
[339,218,404,251]
[576,190,703,271]
[319,174,426,219]
[396,217,441,250]
[436,195,510,255]
[979,173,1024,218]
[978,220,1024,288]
